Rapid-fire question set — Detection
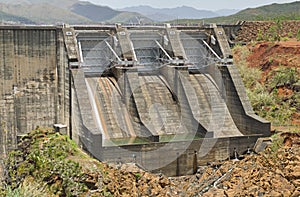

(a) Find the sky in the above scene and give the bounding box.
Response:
[88,0,298,10]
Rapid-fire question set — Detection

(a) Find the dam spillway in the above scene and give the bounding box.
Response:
[0,24,270,176]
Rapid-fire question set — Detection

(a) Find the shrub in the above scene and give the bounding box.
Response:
[5,177,51,197]
[256,29,265,41]
[237,63,262,89]
[297,29,300,41]
[270,133,284,154]
[269,67,298,89]
[287,31,293,38]
[246,87,275,112]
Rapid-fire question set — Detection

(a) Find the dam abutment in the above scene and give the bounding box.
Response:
[0,26,70,159]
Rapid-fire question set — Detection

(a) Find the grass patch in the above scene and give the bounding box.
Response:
[270,133,284,154]
[4,177,53,197]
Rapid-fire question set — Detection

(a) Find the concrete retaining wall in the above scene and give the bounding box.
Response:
[100,135,260,176]
[219,65,270,136]
[0,26,70,158]
[71,69,103,159]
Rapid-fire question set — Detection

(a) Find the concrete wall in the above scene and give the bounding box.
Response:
[100,135,260,176]
[219,65,270,136]
[71,69,103,158]
[159,65,206,134]
[0,26,70,158]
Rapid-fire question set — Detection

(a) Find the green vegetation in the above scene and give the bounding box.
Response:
[270,67,298,88]
[266,20,283,41]
[135,173,142,181]
[256,20,291,41]
[270,134,284,157]
[233,45,300,126]
[4,177,52,197]
[297,29,300,41]
[0,128,94,196]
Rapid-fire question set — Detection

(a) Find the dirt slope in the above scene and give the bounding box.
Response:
[233,41,300,127]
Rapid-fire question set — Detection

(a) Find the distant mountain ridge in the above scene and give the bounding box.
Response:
[172,1,300,24]
[0,0,152,24]
[234,1,300,20]
[0,2,92,24]
[0,0,77,8]
[71,1,121,22]
[71,2,151,24]
[216,9,240,17]
[0,0,299,25]
[120,5,239,21]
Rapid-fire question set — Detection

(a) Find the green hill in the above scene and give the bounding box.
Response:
[0,10,34,24]
[0,3,92,24]
[171,1,300,24]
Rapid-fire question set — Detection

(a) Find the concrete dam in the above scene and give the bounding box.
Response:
[0,24,270,176]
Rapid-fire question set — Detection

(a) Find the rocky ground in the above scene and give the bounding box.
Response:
[100,132,299,196]
[176,132,300,197]
[235,21,300,43]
